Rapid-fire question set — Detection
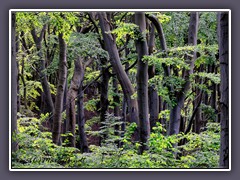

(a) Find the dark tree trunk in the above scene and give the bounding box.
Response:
[168,12,199,135]
[193,66,203,134]
[77,85,89,153]
[52,33,67,145]
[98,12,140,142]
[113,75,120,147]
[218,12,229,169]
[99,57,110,145]
[62,78,68,134]
[146,14,170,76]
[135,12,150,153]
[11,12,18,152]
[16,35,21,112]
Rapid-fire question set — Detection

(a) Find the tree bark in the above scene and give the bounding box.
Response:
[148,23,159,130]
[77,86,89,153]
[66,57,84,147]
[193,66,203,134]
[99,57,110,145]
[98,12,140,142]
[218,12,229,169]
[11,12,18,152]
[146,14,170,76]
[135,12,150,153]
[113,75,121,147]
[77,58,89,153]
[52,33,67,145]
[168,12,199,135]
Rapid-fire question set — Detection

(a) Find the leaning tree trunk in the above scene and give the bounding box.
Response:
[11,12,18,152]
[52,33,67,145]
[146,14,170,76]
[218,12,229,169]
[168,12,199,135]
[135,12,150,153]
[98,12,140,142]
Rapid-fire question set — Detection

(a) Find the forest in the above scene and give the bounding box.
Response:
[11,11,229,169]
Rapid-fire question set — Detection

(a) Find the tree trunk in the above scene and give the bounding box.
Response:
[66,57,84,147]
[193,66,203,134]
[113,75,121,147]
[148,23,159,130]
[77,85,89,153]
[168,12,199,135]
[135,12,150,153]
[146,14,170,76]
[52,33,67,145]
[77,59,89,153]
[218,12,229,169]
[11,12,18,152]
[99,57,110,145]
[98,12,140,142]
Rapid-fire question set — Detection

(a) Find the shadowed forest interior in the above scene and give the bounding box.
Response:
[11,11,229,169]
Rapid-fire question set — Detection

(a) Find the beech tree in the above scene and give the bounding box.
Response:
[218,12,229,169]
[168,12,199,135]
[52,33,67,145]
[98,12,140,142]
[135,12,150,152]
[11,12,18,152]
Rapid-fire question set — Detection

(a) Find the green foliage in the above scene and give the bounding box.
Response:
[195,72,220,84]
[111,21,138,45]
[85,98,99,112]
[12,116,80,168]
[200,104,217,122]
[180,123,220,168]
[198,12,218,45]
[68,32,108,60]
[12,114,220,169]
[162,12,190,48]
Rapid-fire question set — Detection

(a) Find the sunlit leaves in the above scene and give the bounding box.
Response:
[111,21,138,45]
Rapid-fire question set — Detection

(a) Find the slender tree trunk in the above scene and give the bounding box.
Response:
[77,86,89,153]
[11,12,18,152]
[62,78,68,134]
[52,33,67,145]
[146,14,170,76]
[113,75,121,147]
[168,12,199,135]
[135,12,150,153]
[16,35,21,112]
[98,12,140,142]
[218,12,229,169]
[99,57,110,145]
[193,66,203,134]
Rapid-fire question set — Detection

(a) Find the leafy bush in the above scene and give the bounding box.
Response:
[12,115,220,169]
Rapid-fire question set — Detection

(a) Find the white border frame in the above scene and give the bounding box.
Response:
[9,9,231,172]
